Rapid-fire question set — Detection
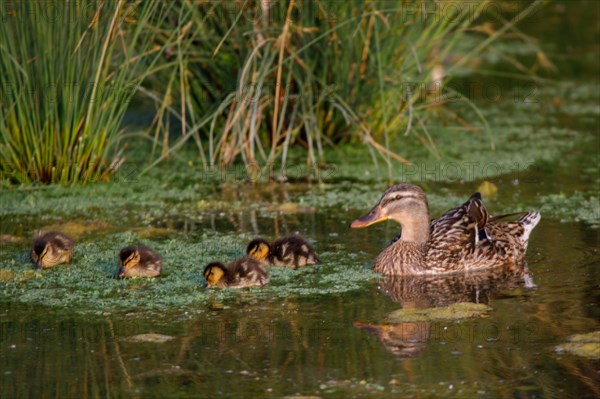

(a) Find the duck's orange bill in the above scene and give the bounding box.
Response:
[350,205,387,228]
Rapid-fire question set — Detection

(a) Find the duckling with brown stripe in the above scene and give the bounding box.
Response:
[203,257,269,289]
[246,236,320,268]
[30,232,75,270]
[118,246,162,278]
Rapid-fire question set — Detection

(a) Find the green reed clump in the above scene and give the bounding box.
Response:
[142,0,543,174]
[0,0,171,184]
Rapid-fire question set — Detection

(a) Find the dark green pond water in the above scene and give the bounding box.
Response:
[1,2,599,398]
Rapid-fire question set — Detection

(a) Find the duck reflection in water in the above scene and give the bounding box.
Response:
[354,263,535,358]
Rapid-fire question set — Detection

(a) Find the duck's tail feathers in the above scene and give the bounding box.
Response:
[517,212,541,242]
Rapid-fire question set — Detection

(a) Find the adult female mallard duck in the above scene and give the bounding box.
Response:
[350,184,540,275]
[118,246,162,278]
[246,236,320,268]
[30,232,75,269]
[203,257,269,289]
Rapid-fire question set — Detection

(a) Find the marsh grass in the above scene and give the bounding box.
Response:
[0,0,548,185]
[142,0,545,176]
[0,0,171,184]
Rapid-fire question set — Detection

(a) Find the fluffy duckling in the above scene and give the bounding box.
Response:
[118,246,162,278]
[203,257,269,289]
[30,232,75,270]
[246,236,320,268]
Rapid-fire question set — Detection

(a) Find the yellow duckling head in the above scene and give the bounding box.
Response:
[246,238,270,261]
[118,246,141,278]
[203,262,226,288]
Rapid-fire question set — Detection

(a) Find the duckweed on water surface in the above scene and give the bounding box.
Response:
[540,192,600,227]
[386,303,492,323]
[555,331,600,359]
[0,230,377,312]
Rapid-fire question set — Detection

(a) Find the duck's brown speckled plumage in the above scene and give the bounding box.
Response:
[30,232,75,269]
[352,184,541,275]
[204,257,269,289]
[246,236,320,268]
[118,246,162,278]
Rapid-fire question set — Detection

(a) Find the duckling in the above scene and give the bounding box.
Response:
[350,183,540,275]
[203,257,269,289]
[30,232,75,270]
[246,236,320,268]
[118,246,162,278]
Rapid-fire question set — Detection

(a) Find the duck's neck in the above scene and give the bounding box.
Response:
[397,212,430,243]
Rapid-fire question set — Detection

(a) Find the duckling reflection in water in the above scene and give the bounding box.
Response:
[203,257,269,289]
[30,232,75,270]
[246,236,320,268]
[118,246,162,278]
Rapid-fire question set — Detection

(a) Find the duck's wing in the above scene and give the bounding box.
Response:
[429,192,490,251]
[465,193,492,244]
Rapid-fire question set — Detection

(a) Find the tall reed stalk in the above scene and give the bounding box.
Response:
[0,0,170,184]
[141,0,543,174]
